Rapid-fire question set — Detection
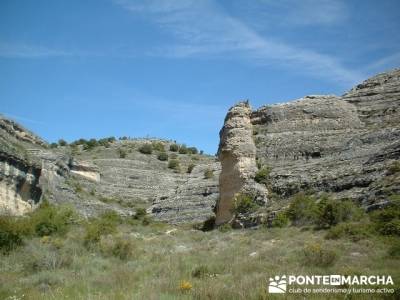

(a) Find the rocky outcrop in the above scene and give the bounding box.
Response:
[69,159,100,182]
[1,69,399,225]
[0,151,42,215]
[0,116,219,221]
[250,69,400,206]
[149,161,220,224]
[215,101,268,225]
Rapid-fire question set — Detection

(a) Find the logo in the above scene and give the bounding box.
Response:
[268,275,287,293]
[267,274,394,295]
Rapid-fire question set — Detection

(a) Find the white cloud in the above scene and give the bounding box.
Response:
[115,0,364,86]
[0,43,72,58]
[365,52,400,73]
[256,0,348,26]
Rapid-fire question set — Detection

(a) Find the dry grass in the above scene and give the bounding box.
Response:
[0,219,399,299]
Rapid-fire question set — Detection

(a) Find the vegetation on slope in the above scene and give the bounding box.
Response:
[1,196,399,299]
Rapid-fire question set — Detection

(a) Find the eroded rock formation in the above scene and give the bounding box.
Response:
[0,151,42,214]
[215,101,268,225]
[251,69,400,207]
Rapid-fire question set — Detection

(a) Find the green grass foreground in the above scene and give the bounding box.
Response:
[0,202,399,300]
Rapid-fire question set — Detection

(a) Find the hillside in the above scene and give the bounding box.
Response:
[0,69,400,299]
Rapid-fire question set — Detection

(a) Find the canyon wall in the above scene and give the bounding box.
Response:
[215,69,399,225]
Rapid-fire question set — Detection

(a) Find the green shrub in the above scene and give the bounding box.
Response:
[50,142,58,148]
[204,169,214,179]
[187,147,198,154]
[118,148,127,158]
[134,208,147,219]
[302,242,337,267]
[234,194,258,214]
[83,138,98,150]
[370,198,400,236]
[271,212,289,228]
[168,159,180,172]
[84,211,119,247]
[388,240,400,258]
[139,144,153,154]
[325,223,371,241]
[218,223,232,232]
[378,220,400,236]
[98,137,115,148]
[1,201,76,252]
[152,141,165,152]
[100,236,135,260]
[179,145,188,154]
[169,143,179,152]
[30,201,76,237]
[157,152,168,161]
[58,139,67,146]
[315,198,363,228]
[192,265,210,278]
[286,193,318,226]
[388,161,400,174]
[187,164,195,174]
[0,217,23,253]
[254,166,271,185]
[142,216,151,226]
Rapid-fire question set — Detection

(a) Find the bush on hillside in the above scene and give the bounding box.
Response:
[325,222,371,241]
[315,197,363,228]
[254,166,271,185]
[58,139,68,146]
[302,242,337,267]
[139,144,153,155]
[134,208,147,220]
[187,147,198,154]
[388,161,400,174]
[1,201,76,253]
[31,201,77,237]
[83,211,120,247]
[271,211,289,228]
[83,138,98,150]
[234,193,258,214]
[370,197,400,236]
[157,152,168,161]
[168,159,180,172]
[286,193,318,226]
[0,217,24,253]
[118,148,127,158]
[169,143,179,152]
[152,141,165,152]
[178,145,188,154]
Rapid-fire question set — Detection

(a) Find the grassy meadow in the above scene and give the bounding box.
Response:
[1,197,399,300]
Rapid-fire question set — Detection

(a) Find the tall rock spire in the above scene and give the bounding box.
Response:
[215,101,268,226]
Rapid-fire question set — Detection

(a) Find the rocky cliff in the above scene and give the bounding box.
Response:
[0,115,219,222]
[250,69,400,208]
[1,69,399,225]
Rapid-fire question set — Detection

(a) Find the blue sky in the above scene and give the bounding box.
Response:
[1,0,399,154]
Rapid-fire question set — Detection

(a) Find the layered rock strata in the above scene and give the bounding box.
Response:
[215,101,268,225]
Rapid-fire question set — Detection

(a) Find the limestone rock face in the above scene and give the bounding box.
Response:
[215,101,268,225]
[251,69,400,206]
[0,152,42,215]
[0,114,219,222]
